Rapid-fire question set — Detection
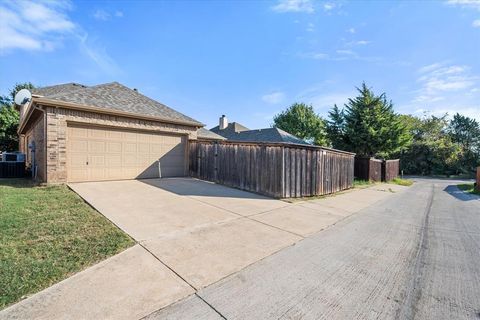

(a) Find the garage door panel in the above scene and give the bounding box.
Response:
[70,140,88,152]
[67,125,186,182]
[107,142,122,153]
[124,142,137,153]
[89,141,106,153]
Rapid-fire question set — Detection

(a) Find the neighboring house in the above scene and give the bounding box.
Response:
[196,127,227,141]
[210,115,309,145]
[18,82,203,183]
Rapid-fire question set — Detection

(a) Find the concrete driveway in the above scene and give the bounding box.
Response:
[1,178,406,320]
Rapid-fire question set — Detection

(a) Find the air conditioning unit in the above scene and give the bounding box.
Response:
[1,152,26,162]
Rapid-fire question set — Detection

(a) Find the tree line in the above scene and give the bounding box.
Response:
[273,83,480,176]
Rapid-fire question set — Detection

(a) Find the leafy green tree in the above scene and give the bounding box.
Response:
[341,83,410,157]
[0,82,35,151]
[447,113,480,152]
[273,103,328,146]
[447,113,480,172]
[396,114,464,175]
[326,104,347,150]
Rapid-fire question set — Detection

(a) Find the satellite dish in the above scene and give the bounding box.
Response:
[14,89,32,105]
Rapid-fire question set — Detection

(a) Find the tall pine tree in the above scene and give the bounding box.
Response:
[342,83,410,157]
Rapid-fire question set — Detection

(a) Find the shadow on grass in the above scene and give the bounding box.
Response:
[0,178,38,189]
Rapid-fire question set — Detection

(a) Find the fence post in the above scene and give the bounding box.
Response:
[214,142,218,182]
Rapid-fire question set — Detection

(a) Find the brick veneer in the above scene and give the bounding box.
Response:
[43,106,198,183]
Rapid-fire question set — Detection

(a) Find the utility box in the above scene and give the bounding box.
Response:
[0,152,26,178]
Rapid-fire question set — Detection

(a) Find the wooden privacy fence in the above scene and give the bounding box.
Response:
[354,157,399,182]
[383,159,400,181]
[354,157,383,182]
[189,140,355,198]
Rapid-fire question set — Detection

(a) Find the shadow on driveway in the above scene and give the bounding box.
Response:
[443,185,479,202]
[139,177,272,200]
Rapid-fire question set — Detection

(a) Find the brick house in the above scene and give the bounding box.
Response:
[18,82,205,183]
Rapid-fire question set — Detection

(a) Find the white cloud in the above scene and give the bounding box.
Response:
[446,0,480,10]
[0,0,74,52]
[271,0,314,13]
[417,63,476,95]
[0,0,121,75]
[323,3,335,11]
[93,9,124,21]
[409,62,480,120]
[306,22,315,32]
[347,27,356,34]
[93,9,110,21]
[262,91,286,104]
[446,0,480,27]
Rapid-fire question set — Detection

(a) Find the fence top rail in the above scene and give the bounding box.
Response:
[189,139,356,156]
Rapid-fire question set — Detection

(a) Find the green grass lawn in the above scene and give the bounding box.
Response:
[353,178,413,188]
[389,178,414,186]
[0,179,134,310]
[457,183,480,195]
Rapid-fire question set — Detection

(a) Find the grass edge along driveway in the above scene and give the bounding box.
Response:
[0,179,134,310]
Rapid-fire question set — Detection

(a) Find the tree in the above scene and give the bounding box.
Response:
[447,113,480,152]
[273,103,328,146]
[341,83,410,157]
[447,113,480,172]
[0,82,35,151]
[396,114,464,175]
[326,104,347,150]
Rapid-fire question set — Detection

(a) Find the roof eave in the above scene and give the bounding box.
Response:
[33,97,204,128]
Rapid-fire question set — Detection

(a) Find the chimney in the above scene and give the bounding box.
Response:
[219,115,228,130]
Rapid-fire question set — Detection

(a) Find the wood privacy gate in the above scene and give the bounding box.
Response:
[354,157,400,182]
[189,140,355,198]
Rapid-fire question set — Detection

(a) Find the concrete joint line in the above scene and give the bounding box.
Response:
[195,293,228,320]
[137,242,197,291]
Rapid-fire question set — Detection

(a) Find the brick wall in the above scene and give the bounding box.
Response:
[24,115,46,181]
[44,106,198,183]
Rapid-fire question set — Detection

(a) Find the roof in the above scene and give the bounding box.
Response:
[32,82,202,126]
[210,122,250,135]
[211,124,310,145]
[197,127,227,140]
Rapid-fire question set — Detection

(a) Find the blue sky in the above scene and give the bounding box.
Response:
[1,0,479,129]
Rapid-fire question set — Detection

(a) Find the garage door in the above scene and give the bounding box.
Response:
[67,124,186,182]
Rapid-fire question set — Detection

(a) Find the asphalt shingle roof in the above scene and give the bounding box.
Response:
[33,82,202,126]
[210,122,310,145]
[197,128,227,140]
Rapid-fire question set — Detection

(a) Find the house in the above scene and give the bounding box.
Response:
[196,127,227,141]
[18,82,204,183]
[210,115,309,145]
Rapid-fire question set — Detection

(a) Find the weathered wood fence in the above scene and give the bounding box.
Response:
[354,157,399,182]
[383,159,400,181]
[354,157,383,182]
[189,140,355,198]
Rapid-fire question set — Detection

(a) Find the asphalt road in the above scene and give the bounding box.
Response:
[148,178,480,320]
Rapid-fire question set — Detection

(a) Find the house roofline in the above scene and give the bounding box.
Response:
[18,97,204,134]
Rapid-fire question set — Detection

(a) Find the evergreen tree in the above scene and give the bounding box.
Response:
[326,104,346,150]
[342,83,410,157]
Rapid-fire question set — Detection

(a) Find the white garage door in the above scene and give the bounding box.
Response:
[67,124,186,182]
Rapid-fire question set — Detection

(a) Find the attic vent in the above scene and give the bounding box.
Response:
[133,88,138,92]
